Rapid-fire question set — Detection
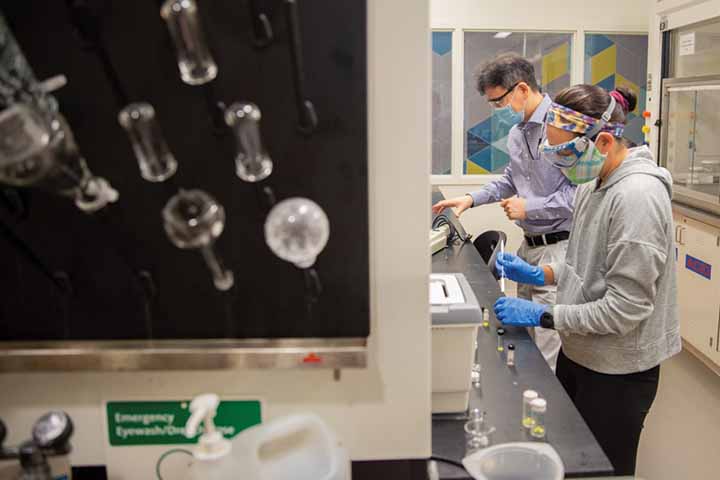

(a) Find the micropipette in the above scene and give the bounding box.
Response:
[499,239,505,293]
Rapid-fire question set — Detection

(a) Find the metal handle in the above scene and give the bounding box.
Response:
[284,0,318,135]
[678,226,686,245]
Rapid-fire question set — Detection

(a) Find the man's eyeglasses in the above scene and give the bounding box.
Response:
[487,82,519,108]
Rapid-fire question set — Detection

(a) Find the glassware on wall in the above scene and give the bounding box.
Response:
[163,189,234,291]
[264,197,329,269]
[0,12,118,212]
[160,0,218,86]
[118,103,178,182]
[224,102,273,182]
[0,103,118,212]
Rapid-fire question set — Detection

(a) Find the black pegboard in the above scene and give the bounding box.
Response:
[0,0,368,341]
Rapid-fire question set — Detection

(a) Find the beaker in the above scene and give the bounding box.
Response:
[464,409,495,455]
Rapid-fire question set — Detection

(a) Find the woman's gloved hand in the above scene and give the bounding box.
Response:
[494,297,548,327]
[495,252,545,286]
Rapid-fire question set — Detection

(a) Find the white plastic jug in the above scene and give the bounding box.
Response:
[231,414,346,480]
[462,442,564,480]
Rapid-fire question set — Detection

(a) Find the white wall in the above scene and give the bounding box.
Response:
[0,0,432,474]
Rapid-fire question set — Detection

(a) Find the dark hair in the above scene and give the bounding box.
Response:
[554,85,638,131]
[475,53,540,95]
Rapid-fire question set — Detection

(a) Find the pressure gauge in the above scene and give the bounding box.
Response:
[32,411,73,451]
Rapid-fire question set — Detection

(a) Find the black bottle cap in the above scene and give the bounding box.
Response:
[507,344,515,350]
[497,327,505,336]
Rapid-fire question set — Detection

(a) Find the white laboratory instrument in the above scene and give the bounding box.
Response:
[430,273,483,413]
[499,240,505,292]
[430,224,450,255]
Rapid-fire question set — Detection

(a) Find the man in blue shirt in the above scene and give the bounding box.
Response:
[432,54,576,370]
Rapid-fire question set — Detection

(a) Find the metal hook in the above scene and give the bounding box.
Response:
[249,0,274,48]
[284,0,318,135]
[137,270,156,339]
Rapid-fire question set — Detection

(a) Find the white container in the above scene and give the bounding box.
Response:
[430,274,482,413]
[462,442,564,480]
[230,414,348,480]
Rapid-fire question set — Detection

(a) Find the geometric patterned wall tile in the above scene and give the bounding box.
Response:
[433,31,452,56]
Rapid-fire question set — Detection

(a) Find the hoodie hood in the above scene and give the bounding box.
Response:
[599,145,673,198]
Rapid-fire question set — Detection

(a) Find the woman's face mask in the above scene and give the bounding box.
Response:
[542,96,623,184]
[541,135,608,184]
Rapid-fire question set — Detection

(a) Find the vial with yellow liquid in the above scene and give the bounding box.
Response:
[496,327,505,352]
[522,390,538,429]
[482,307,490,328]
[530,398,547,439]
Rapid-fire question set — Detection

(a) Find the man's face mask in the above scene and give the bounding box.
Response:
[489,83,525,129]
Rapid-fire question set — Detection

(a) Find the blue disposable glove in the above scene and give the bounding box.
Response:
[494,297,548,327]
[495,252,545,286]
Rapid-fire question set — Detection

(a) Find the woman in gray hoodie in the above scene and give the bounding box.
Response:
[493,85,680,476]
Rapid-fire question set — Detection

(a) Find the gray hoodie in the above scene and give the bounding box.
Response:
[550,146,681,374]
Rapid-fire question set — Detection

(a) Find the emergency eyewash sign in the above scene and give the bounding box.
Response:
[106,400,262,446]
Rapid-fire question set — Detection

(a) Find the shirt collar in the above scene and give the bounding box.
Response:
[523,93,552,127]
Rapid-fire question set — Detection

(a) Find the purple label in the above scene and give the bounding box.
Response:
[686,255,712,280]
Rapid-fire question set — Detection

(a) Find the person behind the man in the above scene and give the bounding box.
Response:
[431,53,576,371]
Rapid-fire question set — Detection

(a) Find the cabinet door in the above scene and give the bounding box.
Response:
[676,215,720,364]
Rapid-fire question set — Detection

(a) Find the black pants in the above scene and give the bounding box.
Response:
[556,349,660,476]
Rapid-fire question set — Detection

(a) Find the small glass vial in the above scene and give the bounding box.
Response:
[224,102,273,182]
[482,307,490,328]
[522,390,538,429]
[496,327,505,352]
[506,343,515,367]
[161,0,218,85]
[530,398,547,439]
[118,103,178,182]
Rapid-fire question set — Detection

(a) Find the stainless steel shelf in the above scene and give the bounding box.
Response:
[0,338,367,372]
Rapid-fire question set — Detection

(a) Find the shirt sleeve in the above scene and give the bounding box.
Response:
[524,182,577,221]
[468,161,518,207]
[553,182,670,336]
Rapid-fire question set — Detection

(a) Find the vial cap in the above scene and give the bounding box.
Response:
[507,344,515,350]
[497,327,505,336]
[523,390,538,400]
[530,398,547,412]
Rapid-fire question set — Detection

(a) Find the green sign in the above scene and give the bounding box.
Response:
[106,400,262,446]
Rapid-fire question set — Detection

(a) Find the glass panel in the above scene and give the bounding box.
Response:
[464,32,572,175]
[665,87,720,202]
[665,90,697,186]
[432,31,452,175]
[693,89,720,201]
[585,33,648,147]
[671,17,720,78]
